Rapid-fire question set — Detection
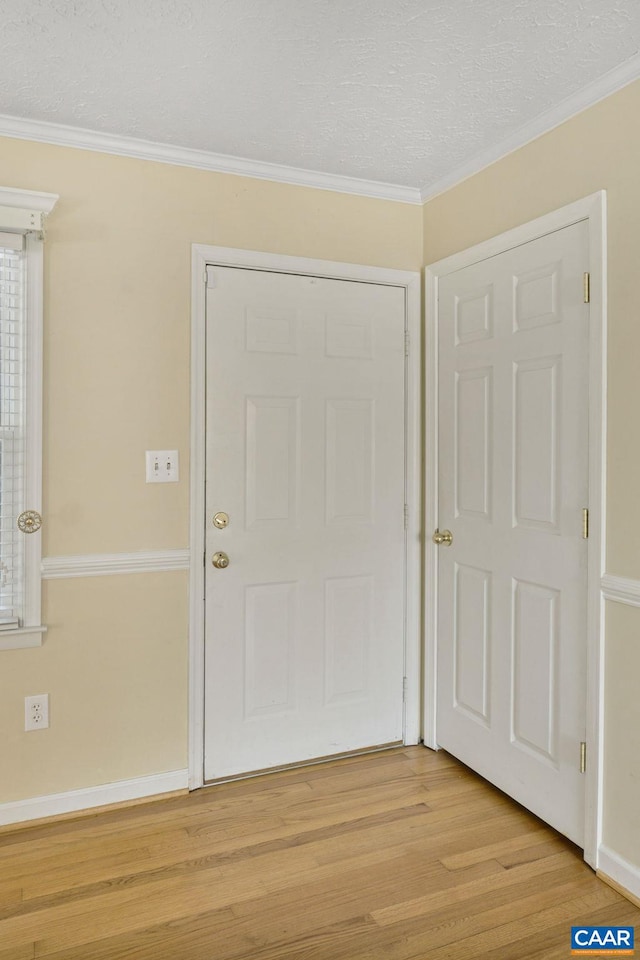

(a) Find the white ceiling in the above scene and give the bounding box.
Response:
[1,0,639,200]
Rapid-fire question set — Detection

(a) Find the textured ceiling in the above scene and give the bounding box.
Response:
[1,0,639,194]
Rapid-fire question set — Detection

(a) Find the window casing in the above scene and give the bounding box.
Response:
[0,187,57,650]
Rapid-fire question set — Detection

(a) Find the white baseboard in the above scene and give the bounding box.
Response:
[598,844,640,903]
[0,768,189,827]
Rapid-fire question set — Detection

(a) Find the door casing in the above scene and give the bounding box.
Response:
[424,192,607,868]
[189,245,422,790]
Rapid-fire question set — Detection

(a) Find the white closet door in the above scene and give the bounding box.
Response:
[436,221,590,845]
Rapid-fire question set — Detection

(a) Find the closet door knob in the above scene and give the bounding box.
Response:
[432,528,453,546]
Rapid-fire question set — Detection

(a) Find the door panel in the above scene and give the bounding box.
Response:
[204,268,407,781]
[511,578,559,760]
[245,396,300,526]
[514,356,561,529]
[243,581,297,719]
[324,574,372,705]
[325,399,374,523]
[456,368,492,519]
[454,562,491,724]
[437,220,589,845]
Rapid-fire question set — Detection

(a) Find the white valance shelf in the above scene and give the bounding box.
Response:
[0,186,58,234]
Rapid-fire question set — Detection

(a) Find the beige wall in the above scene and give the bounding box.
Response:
[604,602,640,860]
[0,136,422,802]
[3,76,637,876]
[2,574,188,802]
[423,78,640,867]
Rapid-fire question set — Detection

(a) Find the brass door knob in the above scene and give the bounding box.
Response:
[212,551,230,569]
[432,529,453,546]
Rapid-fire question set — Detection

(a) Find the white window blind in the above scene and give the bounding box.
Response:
[0,185,57,651]
[0,232,25,629]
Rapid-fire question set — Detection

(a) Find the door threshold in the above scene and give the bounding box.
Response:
[203,741,404,786]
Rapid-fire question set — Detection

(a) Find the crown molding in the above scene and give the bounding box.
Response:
[1,53,638,208]
[421,53,640,203]
[0,113,422,205]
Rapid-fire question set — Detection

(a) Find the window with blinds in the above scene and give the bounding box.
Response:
[0,186,56,651]
[0,234,25,630]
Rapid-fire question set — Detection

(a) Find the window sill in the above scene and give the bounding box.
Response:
[0,626,46,650]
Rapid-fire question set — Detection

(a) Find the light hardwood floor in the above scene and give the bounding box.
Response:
[1,747,637,959]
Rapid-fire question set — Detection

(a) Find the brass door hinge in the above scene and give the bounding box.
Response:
[580,741,587,774]
[583,272,590,304]
[582,508,589,539]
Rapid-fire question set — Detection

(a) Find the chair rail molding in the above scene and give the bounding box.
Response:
[42,549,190,579]
[601,573,640,608]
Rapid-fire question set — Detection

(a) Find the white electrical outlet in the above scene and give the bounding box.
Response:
[145,450,179,483]
[25,694,49,731]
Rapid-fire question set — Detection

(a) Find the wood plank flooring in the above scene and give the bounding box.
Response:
[1,747,637,959]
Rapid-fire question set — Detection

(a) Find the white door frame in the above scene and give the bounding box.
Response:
[189,244,422,790]
[424,192,607,868]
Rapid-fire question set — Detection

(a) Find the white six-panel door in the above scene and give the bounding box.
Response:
[204,267,407,781]
[436,221,590,845]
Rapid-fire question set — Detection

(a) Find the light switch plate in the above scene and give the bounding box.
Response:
[146,450,179,483]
